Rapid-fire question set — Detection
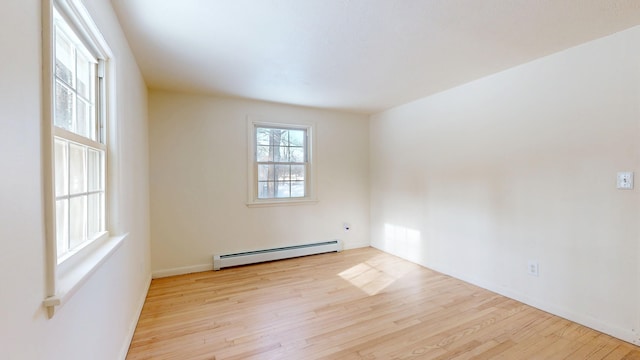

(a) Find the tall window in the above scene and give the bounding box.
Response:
[52,6,107,261]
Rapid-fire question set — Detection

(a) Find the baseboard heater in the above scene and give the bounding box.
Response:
[213,240,342,270]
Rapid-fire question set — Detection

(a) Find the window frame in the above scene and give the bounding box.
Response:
[52,5,108,263]
[42,0,125,318]
[246,118,317,207]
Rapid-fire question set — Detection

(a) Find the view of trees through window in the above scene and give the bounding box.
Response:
[256,127,307,199]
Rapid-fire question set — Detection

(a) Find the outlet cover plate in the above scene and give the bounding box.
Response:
[527,261,539,277]
[617,172,634,190]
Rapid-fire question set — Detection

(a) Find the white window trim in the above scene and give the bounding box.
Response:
[246,117,318,207]
[42,0,125,318]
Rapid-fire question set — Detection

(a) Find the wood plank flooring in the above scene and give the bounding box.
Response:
[126,247,640,360]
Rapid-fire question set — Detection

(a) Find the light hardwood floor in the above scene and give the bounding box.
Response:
[126,247,640,360]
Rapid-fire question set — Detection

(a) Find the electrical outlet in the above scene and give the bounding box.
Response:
[617,172,634,190]
[527,261,539,277]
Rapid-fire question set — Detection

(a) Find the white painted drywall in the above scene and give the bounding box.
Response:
[0,1,151,359]
[370,26,640,343]
[148,91,370,275]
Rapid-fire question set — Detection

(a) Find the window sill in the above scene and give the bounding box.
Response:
[43,233,127,318]
[246,198,318,208]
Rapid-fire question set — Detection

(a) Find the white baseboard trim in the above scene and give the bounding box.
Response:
[370,245,640,346]
[152,263,213,279]
[118,273,152,360]
[343,242,370,250]
[430,264,640,346]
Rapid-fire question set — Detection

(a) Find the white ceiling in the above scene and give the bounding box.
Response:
[111,0,640,114]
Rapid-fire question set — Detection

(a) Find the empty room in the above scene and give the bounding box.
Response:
[2,0,640,359]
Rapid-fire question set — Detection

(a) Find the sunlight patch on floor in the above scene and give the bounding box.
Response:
[338,254,417,296]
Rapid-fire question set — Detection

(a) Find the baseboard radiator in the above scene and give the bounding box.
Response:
[213,240,342,270]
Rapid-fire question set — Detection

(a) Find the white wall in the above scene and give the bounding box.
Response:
[370,26,640,344]
[149,91,370,275]
[0,1,150,359]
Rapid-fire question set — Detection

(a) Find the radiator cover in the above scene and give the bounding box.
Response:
[213,240,342,270]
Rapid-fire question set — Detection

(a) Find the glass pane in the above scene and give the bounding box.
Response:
[70,196,87,249]
[291,165,305,181]
[258,181,274,199]
[69,143,86,194]
[55,29,74,86]
[99,193,104,231]
[55,81,74,131]
[76,52,95,100]
[87,193,102,238]
[278,145,290,162]
[56,199,69,257]
[256,145,271,162]
[291,181,305,197]
[54,139,68,197]
[266,128,286,146]
[278,130,288,146]
[256,128,271,145]
[288,130,305,146]
[257,164,273,181]
[87,149,102,191]
[272,145,286,162]
[276,182,290,198]
[290,147,304,162]
[275,164,290,181]
[76,98,93,139]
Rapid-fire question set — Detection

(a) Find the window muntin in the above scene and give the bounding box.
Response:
[52,6,106,261]
[255,127,308,199]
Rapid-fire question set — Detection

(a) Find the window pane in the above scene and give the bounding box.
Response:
[56,199,69,257]
[276,182,290,198]
[261,128,286,147]
[279,145,290,162]
[291,181,305,197]
[70,196,87,249]
[288,130,305,146]
[257,164,273,181]
[87,193,102,238]
[290,147,304,162]
[275,164,290,181]
[76,52,94,100]
[291,165,305,181]
[258,181,274,199]
[256,145,271,162]
[54,138,68,197]
[87,149,102,191]
[55,81,74,131]
[76,98,93,139]
[55,29,74,86]
[69,143,86,194]
[272,145,285,162]
[256,128,271,145]
[278,130,289,146]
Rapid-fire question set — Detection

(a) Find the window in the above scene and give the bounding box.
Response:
[43,0,121,318]
[52,6,107,261]
[247,120,316,206]
[256,127,307,198]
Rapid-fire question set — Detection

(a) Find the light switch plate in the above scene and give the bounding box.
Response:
[617,172,634,190]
